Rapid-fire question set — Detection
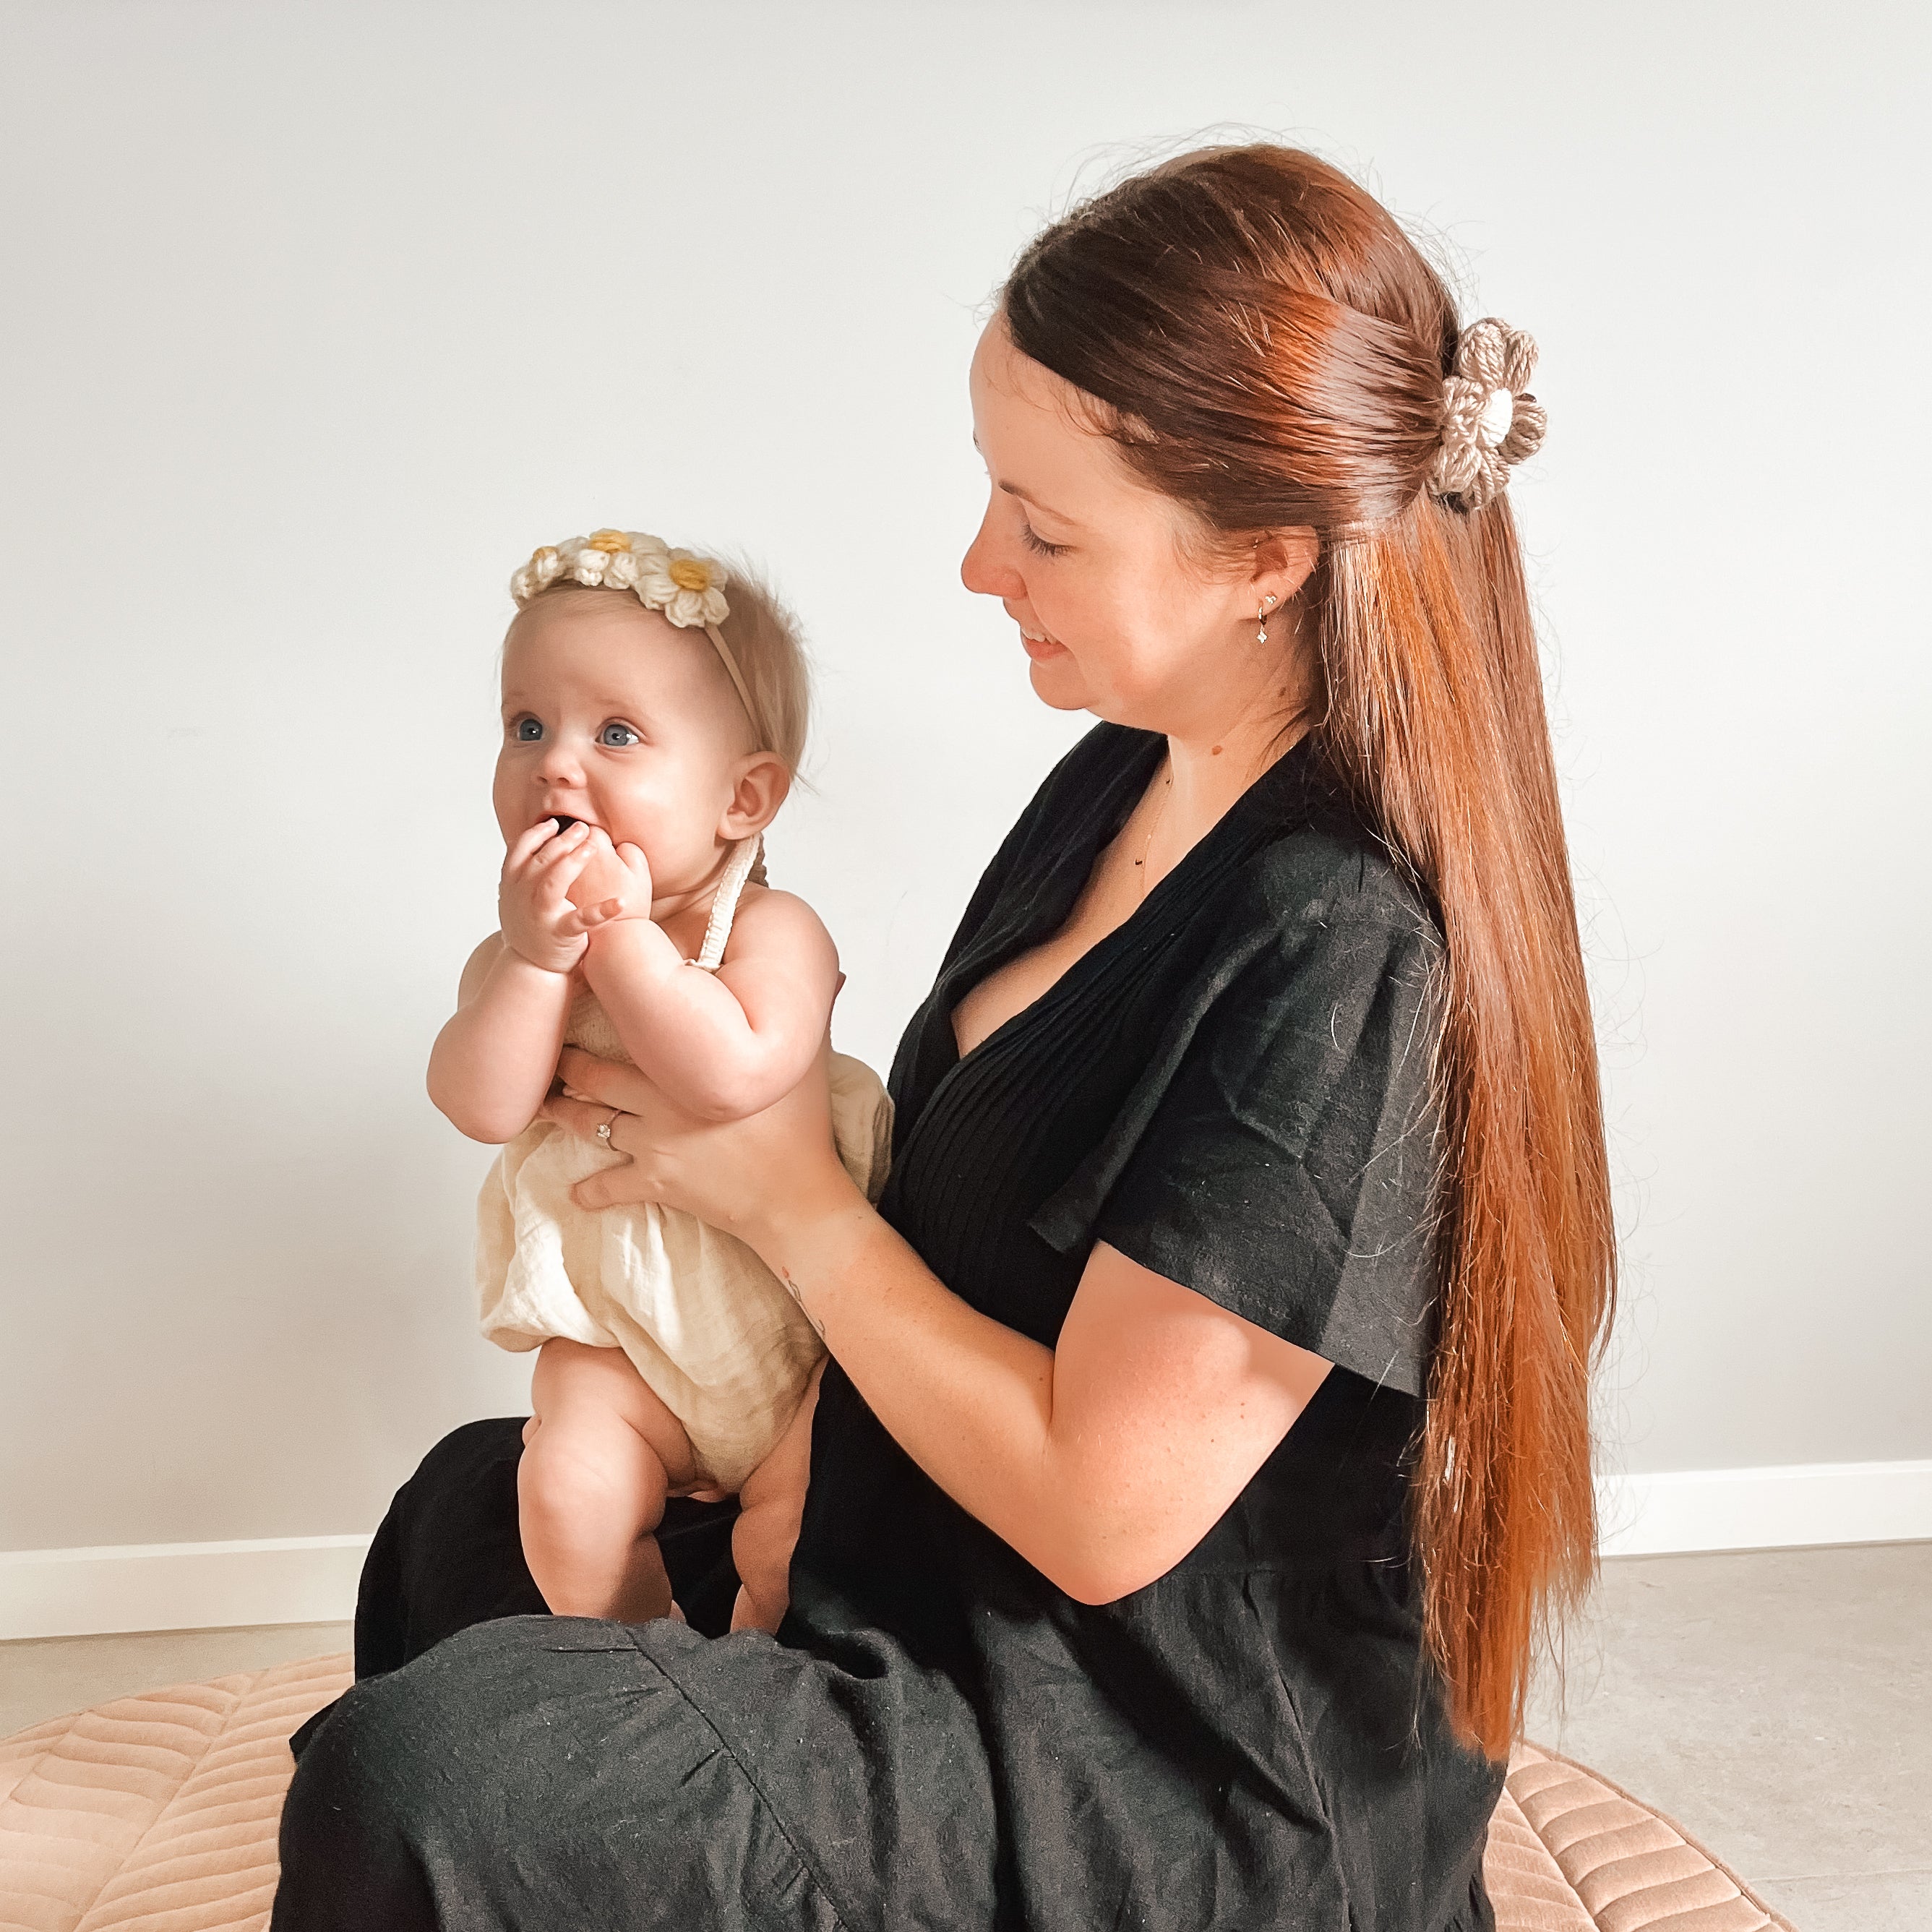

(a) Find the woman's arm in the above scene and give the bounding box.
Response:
[543,1058,1331,1603]
[581,887,841,1122]
[427,934,575,1143]
[776,1209,1331,1602]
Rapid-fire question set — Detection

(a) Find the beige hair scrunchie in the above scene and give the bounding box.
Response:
[1427,318,1547,511]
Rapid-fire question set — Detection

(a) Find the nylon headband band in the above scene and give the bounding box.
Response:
[702,622,759,735]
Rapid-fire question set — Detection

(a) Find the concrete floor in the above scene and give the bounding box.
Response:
[0,1618,353,1740]
[2,1542,1925,1931]
[1519,1542,1931,1932]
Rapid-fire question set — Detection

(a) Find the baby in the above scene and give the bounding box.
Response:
[429,530,891,1633]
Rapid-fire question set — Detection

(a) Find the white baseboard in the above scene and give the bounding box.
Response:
[0,1535,372,1641]
[1598,1459,1932,1558]
[2,1461,1928,1640]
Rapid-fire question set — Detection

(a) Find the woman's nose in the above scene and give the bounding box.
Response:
[960,507,1024,599]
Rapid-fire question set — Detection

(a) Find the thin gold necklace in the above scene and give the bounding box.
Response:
[1132,765,1175,900]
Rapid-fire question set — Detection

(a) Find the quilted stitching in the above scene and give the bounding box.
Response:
[1500,1744,1797,1932]
[0,1655,348,1932]
[1487,1784,1598,1931]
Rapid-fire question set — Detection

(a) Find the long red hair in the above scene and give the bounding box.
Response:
[1004,145,1615,1759]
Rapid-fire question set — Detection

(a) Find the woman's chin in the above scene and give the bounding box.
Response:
[1026,658,1092,713]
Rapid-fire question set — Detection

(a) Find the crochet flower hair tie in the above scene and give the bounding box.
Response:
[1426,318,1547,512]
[511,529,755,726]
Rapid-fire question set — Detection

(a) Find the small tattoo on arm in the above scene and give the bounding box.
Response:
[780,1268,825,1339]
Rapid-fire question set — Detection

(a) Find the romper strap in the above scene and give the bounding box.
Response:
[692,835,764,971]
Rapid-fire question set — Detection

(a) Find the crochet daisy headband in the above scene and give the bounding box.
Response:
[510,530,757,729]
[1425,318,1547,512]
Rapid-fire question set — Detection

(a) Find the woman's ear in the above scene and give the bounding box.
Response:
[721,752,792,841]
[1250,528,1321,611]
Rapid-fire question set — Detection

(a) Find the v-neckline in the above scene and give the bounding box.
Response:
[942,729,1318,1076]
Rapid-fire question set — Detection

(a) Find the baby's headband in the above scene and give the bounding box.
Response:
[1425,319,1547,512]
[510,530,758,730]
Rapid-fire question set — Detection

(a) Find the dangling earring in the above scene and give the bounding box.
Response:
[1255,593,1278,644]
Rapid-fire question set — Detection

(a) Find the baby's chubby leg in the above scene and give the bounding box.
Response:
[520,1339,698,1623]
[730,1360,825,1634]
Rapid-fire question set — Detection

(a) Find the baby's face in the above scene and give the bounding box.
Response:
[493,589,754,896]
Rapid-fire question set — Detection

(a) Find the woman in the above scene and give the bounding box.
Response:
[275,145,1613,1932]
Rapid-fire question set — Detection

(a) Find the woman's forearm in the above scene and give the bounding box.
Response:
[428,950,574,1143]
[763,1197,1117,1600]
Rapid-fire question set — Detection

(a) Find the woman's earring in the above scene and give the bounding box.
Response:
[1255,593,1278,644]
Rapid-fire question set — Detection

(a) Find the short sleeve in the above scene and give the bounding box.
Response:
[1031,864,1445,1396]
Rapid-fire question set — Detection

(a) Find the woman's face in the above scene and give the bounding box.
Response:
[961,316,1308,738]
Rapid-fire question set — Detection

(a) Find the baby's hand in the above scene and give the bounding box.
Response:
[498,818,601,973]
[566,828,653,932]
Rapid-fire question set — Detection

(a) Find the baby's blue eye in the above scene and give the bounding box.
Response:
[512,716,543,742]
[598,722,640,747]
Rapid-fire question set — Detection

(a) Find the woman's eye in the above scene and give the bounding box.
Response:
[511,716,543,742]
[1019,522,1069,559]
[598,722,640,748]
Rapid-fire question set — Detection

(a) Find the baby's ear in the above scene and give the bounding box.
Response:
[722,752,791,839]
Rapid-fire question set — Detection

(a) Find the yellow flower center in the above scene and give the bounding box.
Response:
[668,557,711,592]
[585,529,631,554]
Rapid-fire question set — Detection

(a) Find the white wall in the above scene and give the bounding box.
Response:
[2,0,1927,1569]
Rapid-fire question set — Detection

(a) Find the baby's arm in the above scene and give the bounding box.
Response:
[580,878,840,1123]
[426,818,599,1143]
[427,934,574,1143]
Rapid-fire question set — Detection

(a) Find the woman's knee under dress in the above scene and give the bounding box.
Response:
[276,1614,989,1931]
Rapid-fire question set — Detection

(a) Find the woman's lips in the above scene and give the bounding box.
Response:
[1020,627,1069,661]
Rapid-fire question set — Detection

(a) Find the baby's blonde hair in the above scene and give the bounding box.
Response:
[706,557,811,774]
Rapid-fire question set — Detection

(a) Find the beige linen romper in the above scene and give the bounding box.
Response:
[476,838,892,1493]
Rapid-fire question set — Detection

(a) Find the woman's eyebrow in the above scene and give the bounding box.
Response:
[973,432,1080,524]
[997,478,1080,525]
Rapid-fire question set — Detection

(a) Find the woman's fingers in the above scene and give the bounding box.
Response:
[554,1046,660,1112]
[571,1164,645,1212]
[538,1091,630,1149]
[536,1095,664,1211]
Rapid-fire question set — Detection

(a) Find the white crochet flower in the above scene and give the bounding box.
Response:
[558,536,611,588]
[635,547,731,629]
[510,530,723,617]
[510,544,568,605]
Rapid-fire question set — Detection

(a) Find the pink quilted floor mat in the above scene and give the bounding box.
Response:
[0,1654,1795,1931]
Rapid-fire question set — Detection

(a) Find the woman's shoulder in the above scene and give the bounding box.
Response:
[1223,750,1443,967]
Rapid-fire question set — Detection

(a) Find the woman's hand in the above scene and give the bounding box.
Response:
[538,1044,867,1254]
[541,1061,1330,1606]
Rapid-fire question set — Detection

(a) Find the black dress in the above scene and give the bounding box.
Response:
[274,724,1506,1932]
